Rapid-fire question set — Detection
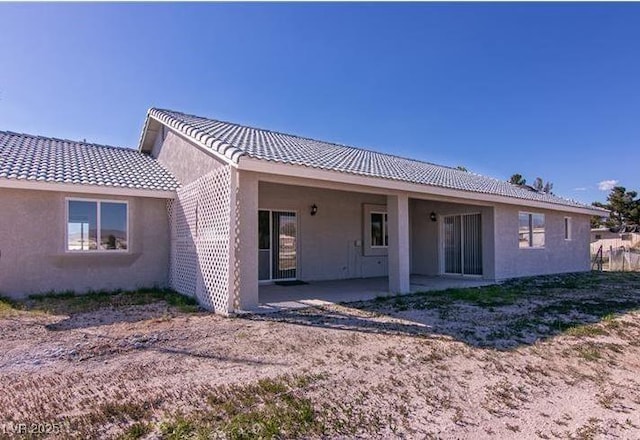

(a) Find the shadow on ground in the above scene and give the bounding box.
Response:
[43,304,182,331]
[242,272,640,350]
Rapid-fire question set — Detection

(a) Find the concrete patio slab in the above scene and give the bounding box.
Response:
[250,276,495,314]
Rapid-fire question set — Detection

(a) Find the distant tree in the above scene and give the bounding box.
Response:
[531,177,554,194]
[593,186,640,227]
[532,177,544,192]
[456,166,468,172]
[509,174,553,194]
[509,174,526,186]
[591,215,605,229]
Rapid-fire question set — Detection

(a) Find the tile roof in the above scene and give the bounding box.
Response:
[0,130,179,191]
[148,108,593,210]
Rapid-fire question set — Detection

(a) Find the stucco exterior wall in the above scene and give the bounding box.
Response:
[410,199,496,279]
[0,188,170,299]
[151,128,225,185]
[258,182,388,281]
[493,204,591,280]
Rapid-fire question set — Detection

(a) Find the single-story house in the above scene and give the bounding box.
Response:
[590,226,640,255]
[0,108,604,313]
[591,226,640,243]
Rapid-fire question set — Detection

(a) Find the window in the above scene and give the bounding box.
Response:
[371,212,388,247]
[363,204,388,256]
[67,200,128,251]
[519,212,545,248]
[564,217,572,240]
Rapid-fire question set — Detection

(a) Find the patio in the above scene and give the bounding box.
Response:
[254,275,495,313]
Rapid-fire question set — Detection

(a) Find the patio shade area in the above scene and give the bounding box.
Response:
[255,275,495,313]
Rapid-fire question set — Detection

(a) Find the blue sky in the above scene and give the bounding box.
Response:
[1,3,638,204]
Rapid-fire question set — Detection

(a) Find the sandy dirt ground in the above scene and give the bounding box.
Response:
[1,273,640,439]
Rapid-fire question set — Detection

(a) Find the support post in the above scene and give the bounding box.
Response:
[387,194,410,293]
[235,170,259,310]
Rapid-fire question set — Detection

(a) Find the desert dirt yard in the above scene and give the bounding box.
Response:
[1,272,640,440]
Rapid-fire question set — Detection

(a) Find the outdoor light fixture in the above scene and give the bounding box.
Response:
[430,212,437,222]
[310,204,318,216]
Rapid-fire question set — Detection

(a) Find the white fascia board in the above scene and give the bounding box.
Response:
[146,115,239,168]
[238,157,604,216]
[0,179,176,199]
[138,114,160,153]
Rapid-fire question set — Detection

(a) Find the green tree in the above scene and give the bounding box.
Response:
[592,186,640,227]
[509,174,553,194]
[509,174,526,186]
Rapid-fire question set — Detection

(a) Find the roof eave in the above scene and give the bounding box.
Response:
[137,109,161,154]
[0,178,176,199]
[238,157,603,216]
[142,109,246,166]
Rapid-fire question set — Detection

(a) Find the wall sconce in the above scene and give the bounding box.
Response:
[430,211,437,222]
[310,204,318,216]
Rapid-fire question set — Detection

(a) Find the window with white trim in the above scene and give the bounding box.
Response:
[519,212,545,248]
[67,200,128,251]
[370,212,388,248]
[363,204,388,256]
[564,217,572,240]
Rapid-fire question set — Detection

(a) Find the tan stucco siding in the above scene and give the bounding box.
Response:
[151,128,226,185]
[258,182,389,281]
[493,204,591,280]
[410,199,496,279]
[0,188,170,298]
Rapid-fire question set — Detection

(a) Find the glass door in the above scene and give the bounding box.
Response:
[258,210,271,281]
[444,215,462,274]
[258,210,297,281]
[272,211,297,280]
[443,213,482,276]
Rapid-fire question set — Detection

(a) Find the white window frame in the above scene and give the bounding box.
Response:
[65,198,130,253]
[518,211,545,249]
[363,204,388,256]
[257,208,299,283]
[564,217,572,241]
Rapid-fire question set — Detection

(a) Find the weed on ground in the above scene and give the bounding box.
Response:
[2,272,640,439]
[23,288,200,315]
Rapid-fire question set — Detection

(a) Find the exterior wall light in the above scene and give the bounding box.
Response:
[430,211,437,222]
[310,204,318,216]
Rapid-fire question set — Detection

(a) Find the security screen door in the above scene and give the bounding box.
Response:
[258,210,297,281]
[443,213,482,276]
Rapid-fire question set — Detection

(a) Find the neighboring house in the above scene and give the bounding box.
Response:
[590,226,640,255]
[0,108,604,313]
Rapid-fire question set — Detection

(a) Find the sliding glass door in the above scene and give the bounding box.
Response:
[443,213,482,276]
